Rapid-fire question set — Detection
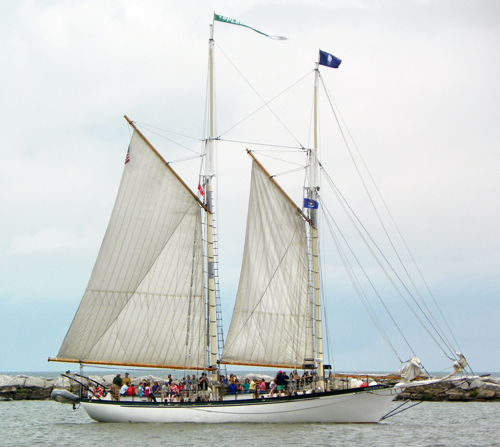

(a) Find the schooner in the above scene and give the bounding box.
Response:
[49,13,468,423]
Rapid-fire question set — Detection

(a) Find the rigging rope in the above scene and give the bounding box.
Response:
[320,196,408,361]
[321,171,455,360]
[318,71,462,362]
[214,41,310,147]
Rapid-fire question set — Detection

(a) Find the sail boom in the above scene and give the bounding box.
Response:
[48,357,217,371]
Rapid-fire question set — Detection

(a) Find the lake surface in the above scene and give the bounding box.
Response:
[1,399,499,447]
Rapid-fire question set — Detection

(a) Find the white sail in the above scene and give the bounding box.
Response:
[56,130,207,369]
[221,157,312,368]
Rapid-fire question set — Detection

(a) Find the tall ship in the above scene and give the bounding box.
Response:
[49,14,468,423]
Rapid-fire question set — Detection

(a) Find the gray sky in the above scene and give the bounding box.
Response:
[1,0,499,374]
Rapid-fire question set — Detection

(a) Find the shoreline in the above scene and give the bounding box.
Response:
[1,373,500,402]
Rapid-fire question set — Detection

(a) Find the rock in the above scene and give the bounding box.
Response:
[24,377,47,389]
[455,380,470,390]
[468,379,485,390]
[475,389,496,399]
[88,375,105,385]
[0,375,26,388]
[479,383,500,392]
[0,386,16,400]
[446,391,465,401]
[0,375,16,387]
[52,376,72,389]
[29,387,52,400]
[102,375,116,386]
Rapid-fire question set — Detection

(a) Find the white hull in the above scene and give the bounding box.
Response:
[80,385,402,423]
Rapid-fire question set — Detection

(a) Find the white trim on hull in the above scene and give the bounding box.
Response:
[81,386,402,423]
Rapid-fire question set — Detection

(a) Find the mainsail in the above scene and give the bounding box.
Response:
[55,129,207,369]
[221,155,313,368]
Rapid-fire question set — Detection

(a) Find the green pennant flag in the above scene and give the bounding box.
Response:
[214,13,288,40]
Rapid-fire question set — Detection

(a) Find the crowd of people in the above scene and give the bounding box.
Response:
[96,369,319,402]
[101,372,213,402]
[218,370,317,399]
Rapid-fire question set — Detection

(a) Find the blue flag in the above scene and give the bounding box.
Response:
[303,198,319,209]
[319,50,342,69]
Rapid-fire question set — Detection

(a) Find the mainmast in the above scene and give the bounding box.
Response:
[204,23,218,382]
[307,63,324,390]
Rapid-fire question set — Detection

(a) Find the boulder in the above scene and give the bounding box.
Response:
[52,376,72,389]
[28,387,52,400]
[475,389,496,399]
[0,375,26,388]
[468,379,485,390]
[0,375,17,388]
[446,390,465,401]
[0,386,16,400]
[24,377,47,389]
[102,375,116,386]
[88,375,105,386]
[478,383,500,392]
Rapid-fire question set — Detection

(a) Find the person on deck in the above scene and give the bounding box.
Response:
[137,382,144,397]
[288,370,300,395]
[275,370,287,397]
[228,381,237,394]
[145,381,154,401]
[126,384,136,396]
[302,371,312,391]
[169,382,180,402]
[119,383,128,396]
[242,378,250,393]
[258,378,266,396]
[229,379,243,395]
[122,372,131,387]
[268,379,277,397]
[182,377,193,402]
[161,381,168,402]
[251,378,258,398]
[197,373,209,401]
[152,381,161,399]
[112,373,122,400]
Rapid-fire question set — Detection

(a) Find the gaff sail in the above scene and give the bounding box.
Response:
[221,155,313,368]
[54,130,207,370]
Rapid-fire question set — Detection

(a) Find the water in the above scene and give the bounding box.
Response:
[1,399,499,447]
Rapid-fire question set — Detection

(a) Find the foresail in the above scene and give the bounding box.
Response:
[55,130,207,369]
[221,157,312,368]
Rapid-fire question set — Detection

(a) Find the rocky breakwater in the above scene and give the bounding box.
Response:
[0,375,79,401]
[1,373,500,402]
[0,373,167,401]
[395,376,500,402]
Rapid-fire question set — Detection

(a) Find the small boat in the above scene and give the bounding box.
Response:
[49,13,468,423]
